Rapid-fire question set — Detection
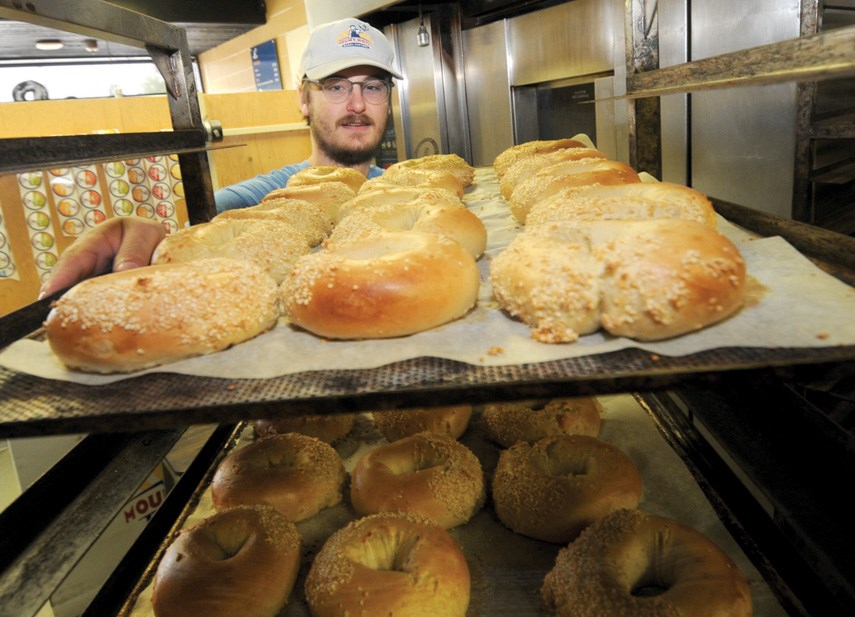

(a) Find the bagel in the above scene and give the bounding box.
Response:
[493,137,590,178]
[305,513,470,617]
[326,198,487,258]
[498,147,607,199]
[492,434,642,543]
[508,158,641,223]
[490,219,746,343]
[260,181,357,221]
[151,505,300,617]
[211,433,345,522]
[350,431,485,528]
[541,508,752,617]
[151,218,314,283]
[336,186,464,223]
[44,258,279,373]
[491,228,601,343]
[286,165,366,192]
[386,153,476,187]
[282,230,480,339]
[254,413,356,443]
[525,181,718,230]
[12,79,49,102]
[482,397,602,447]
[371,405,473,441]
[361,166,464,197]
[213,197,333,239]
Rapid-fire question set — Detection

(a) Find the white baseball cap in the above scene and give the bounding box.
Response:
[299,18,403,81]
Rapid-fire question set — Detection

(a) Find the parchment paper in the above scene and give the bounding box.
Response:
[2,167,853,385]
[124,394,787,617]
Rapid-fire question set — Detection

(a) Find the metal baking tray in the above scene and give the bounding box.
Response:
[1,329,852,437]
[2,169,853,438]
[113,396,793,617]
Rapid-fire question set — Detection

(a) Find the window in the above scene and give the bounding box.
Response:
[0,58,201,103]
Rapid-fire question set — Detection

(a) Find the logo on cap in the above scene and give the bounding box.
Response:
[337,24,373,50]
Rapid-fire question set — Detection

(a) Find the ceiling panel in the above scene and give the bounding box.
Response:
[0,0,266,60]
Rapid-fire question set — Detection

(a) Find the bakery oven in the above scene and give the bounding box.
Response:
[510,77,599,144]
[379,0,620,165]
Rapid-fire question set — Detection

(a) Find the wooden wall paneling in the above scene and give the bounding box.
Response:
[201,90,310,189]
[198,0,308,93]
[0,97,174,139]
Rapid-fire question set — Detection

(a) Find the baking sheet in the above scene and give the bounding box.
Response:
[2,167,853,386]
[123,394,787,617]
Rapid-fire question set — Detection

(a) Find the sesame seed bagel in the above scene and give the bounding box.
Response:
[282,230,480,339]
[596,219,746,340]
[326,198,487,258]
[493,137,590,178]
[305,512,471,617]
[151,505,300,617]
[260,181,357,221]
[491,229,603,343]
[482,397,603,447]
[386,153,476,187]
[361,166,464,198]
[525,181,718,230]
[508,158,641,223]
[286,164,367,193]
[492,434,642,543]
[254,413,357,443]
[211,433,345,522]
[151,218,314,283]
[44,258,279,373]
[371,404,473,441]
[336,186,463,223]
[351,431,485,529]
[490,219,746,343]
[541,508,752,617]
[213,197,333,241]
[498,147,607,199]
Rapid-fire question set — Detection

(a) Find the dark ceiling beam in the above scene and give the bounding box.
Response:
[103,0,266,25]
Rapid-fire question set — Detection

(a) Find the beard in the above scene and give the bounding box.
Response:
[310,113,387,165]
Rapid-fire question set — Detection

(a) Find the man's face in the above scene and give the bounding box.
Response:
[299,66,390,165]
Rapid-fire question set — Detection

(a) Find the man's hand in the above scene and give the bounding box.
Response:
[39,217,167,298]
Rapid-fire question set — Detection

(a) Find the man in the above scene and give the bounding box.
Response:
[216,17,402,211]
[38,17,402,299]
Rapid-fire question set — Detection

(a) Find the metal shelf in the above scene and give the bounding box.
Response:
[624,24,855,99]
[0,0,217,223]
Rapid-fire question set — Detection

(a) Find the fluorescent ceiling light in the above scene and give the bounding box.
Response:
[35,40,64,51]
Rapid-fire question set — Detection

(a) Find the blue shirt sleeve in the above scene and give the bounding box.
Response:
[213,162,386,213]
[214,161,311,213]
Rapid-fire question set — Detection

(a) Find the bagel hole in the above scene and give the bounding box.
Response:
[630,565,673,599]
[386,450,445,475]
[377,208,419,231]
[631,581,670,598]
[540,442,588,478]
[347,532,419,573]
[337,234,420,259]
[545,457,589,478]
[524,399,549,412]
[265,450,298,469]
[209,527,249,561]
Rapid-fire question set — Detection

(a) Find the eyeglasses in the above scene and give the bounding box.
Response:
[303,77,392,104]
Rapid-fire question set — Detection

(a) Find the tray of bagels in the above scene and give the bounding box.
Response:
[124,393,786,617]
[40,135,754,371]
[0,135,853,427]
